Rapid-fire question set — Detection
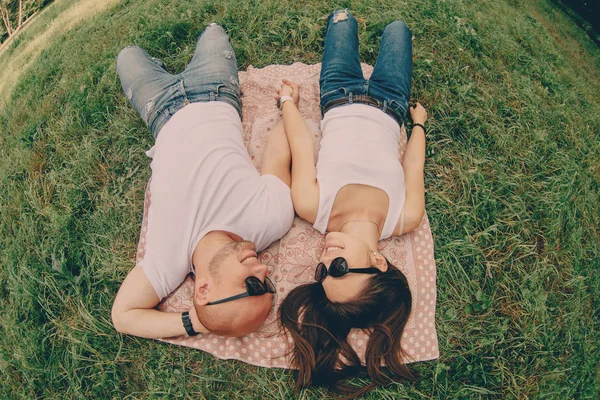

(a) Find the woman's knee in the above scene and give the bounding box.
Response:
[329,9,356,24]
[384,20,411,38]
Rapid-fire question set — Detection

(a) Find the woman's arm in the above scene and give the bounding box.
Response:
[260,119,291,187]
[396,103,427,235]
[277,80,319,223]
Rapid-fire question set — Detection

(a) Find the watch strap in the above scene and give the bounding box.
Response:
[278,95,295,110]
[182,311,199,336]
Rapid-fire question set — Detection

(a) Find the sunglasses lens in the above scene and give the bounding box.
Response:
[246,276,265,296]
[329,258,349,277]
[315,263,327,281]
[265,277,276,293]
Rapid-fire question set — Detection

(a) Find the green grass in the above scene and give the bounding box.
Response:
[1,0,599,398]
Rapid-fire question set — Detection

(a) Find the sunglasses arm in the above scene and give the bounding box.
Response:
[206,292,250,306]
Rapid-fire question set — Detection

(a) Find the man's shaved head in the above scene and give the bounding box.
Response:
[195,295,272,336]
[194,240,273,336]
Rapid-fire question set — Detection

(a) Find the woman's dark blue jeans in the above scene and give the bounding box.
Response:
[319,10,413,125]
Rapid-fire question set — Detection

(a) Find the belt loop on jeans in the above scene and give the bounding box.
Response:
[179,80,190,105]
[348,92,353,104]
[215,84,223,97]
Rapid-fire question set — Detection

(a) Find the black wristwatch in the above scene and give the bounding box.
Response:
[182,311,199,336]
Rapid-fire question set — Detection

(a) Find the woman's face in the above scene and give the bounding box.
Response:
[318,232,387,303]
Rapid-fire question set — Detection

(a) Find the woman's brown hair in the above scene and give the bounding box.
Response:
[279,260,414,397]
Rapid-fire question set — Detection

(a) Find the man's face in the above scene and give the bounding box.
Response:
[208,241,269,294]
[196,241,273,336]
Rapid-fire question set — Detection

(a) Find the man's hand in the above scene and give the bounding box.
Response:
[409,102,427,125]
[275,79,300,106]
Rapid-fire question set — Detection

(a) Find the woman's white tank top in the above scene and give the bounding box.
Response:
[313,104,406,240]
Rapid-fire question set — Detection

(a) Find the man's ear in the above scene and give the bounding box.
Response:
[194,277,211,306]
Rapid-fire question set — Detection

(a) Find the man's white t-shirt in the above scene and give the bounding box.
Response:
[139,102,294,300]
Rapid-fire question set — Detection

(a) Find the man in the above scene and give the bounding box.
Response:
[111,23,294,338]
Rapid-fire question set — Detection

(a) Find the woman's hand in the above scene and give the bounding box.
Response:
[409,102,427,125]
[275,79,300,106]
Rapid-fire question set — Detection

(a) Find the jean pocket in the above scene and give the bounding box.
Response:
[216,84,240,98]
[320,87,348,99]
[388,99,408,117]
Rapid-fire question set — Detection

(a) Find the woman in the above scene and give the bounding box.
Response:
[276,10,428,396]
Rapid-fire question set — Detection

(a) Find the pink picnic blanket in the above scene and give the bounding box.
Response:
[137,63,439,368]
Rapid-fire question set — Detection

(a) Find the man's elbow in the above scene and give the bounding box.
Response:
[111,306,128,334]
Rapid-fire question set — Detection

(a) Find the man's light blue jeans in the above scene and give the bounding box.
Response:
[116,23,242,139]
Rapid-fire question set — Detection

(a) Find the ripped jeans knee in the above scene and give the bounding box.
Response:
[332,9,351,23]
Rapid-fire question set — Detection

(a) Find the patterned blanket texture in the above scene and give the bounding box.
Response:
[136,63,439,368]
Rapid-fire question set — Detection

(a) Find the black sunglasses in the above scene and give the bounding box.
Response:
[206,276,276,306]
[315,257,381,282]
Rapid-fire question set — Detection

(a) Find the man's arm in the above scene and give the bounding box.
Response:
[395,103,427,235]
[278,80,319,224]
[260,119,291,187]
[111,266,207,338]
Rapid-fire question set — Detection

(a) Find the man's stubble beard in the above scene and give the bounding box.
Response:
[207,240,253,281]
